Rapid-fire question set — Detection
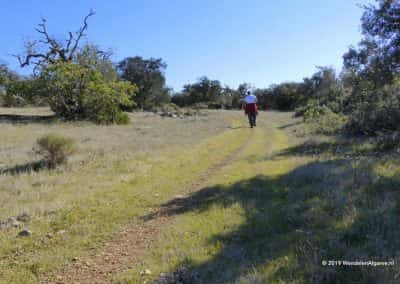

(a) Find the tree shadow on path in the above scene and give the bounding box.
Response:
[0,114,57,124]
[147,158,399,284]
[0,160,46,175]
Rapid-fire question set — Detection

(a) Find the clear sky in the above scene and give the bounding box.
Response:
[0,0,371,91]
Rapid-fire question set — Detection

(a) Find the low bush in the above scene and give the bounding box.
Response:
[375,132,400,152]
[161,103,182,114]
[41,62,137,124]
[82,80,134,124]
[301,101,330,122]
[302,103,347,135]
[345,83,400,136]
[312,110,347,135]
[192,102,209,110]
[4,78,48,107]
[35,134,77,168]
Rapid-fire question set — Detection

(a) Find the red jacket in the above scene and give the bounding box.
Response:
[244,103,258,115]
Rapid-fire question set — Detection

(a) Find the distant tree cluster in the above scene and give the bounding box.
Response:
[0,11,172,123]
[293,0,400,136]
[170,68,343,114]
[1,0,399,135]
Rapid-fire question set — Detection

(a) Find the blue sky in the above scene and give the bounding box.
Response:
[0,0,370,91]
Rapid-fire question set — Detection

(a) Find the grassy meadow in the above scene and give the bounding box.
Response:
[0,108,399,283]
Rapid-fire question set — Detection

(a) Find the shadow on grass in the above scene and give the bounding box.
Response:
[272,139,380,159]
[0,161,46,175]
[147,158,399,283]
[0,114,57,124]
[277,121,302,129]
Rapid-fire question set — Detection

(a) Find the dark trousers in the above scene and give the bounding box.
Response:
[248,113,256,127]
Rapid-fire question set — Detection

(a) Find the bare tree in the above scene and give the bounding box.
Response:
[16,10,95,73]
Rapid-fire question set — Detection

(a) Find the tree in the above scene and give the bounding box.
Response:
[76,44,117,82]
[270,82,303,111]
[237,83,252,96]
[0,64,18,86]
[117,56,170,109]
[340,1,400,135]
[16,10,95,73]
[41,61,136,124]
[343,0,400,87]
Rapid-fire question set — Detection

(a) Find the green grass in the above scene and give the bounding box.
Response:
[0,109,248,283]
[116,112,400,284]
[1,109,400,283]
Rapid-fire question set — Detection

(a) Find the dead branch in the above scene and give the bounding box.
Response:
[15,10,95,69]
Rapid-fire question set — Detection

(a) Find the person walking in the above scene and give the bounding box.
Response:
[243,91,258,128]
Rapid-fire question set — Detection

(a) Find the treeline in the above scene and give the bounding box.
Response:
[1,0,399,136]
[170,67,343,113]
[0,12,172,124]
[172,0,400,138]
[297,0,400,137]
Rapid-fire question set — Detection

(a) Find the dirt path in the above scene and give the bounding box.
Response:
[42,127,255,284]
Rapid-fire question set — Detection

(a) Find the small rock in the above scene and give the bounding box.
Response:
[140,269,152,276]
[72,257,79,262]
[16,213,30,222]
[46,233,53,239]
[56,229,67,235]
[55,275,64,284]
[11,219,22,228]
[174,195,184,199]
[17,229,32,237]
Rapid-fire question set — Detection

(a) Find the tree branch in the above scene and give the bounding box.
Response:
[68,10,95,60]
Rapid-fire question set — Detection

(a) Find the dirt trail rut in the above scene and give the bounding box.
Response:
[42,127,255,284]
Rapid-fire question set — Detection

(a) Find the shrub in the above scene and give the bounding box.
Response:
[302,103,347,135]
[82,79,134,124]
[345,82,400,135]
[161,103,182,114]
[312,109,348,135]
[376,132,400,151]
[192,102,209,110]
[41,62,137,124]
[4,78,48,107]
[1,92,26,107]
[302,101,330,122]
[35,134,77,168]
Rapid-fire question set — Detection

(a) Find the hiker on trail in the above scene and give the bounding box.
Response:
[243,91,258,128]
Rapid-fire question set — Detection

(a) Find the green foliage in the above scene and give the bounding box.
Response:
[76,44,119,82]
[192,102,209,110]
[0,64,28,107]
[82,79,135,124]
[118,57,171,110]
[300,100,326,121]
[343,0,400,87]
[270,82,303,110]
[41,61,137,124]
[300,101,347,134]
[346,81,400,135]
[35,134,77,168]
[172,77,242,110]
[338,1,400,137]
[312,109,347,135]
[160,102,182,114]
[4,78,47,107]
[376,132,400,151]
